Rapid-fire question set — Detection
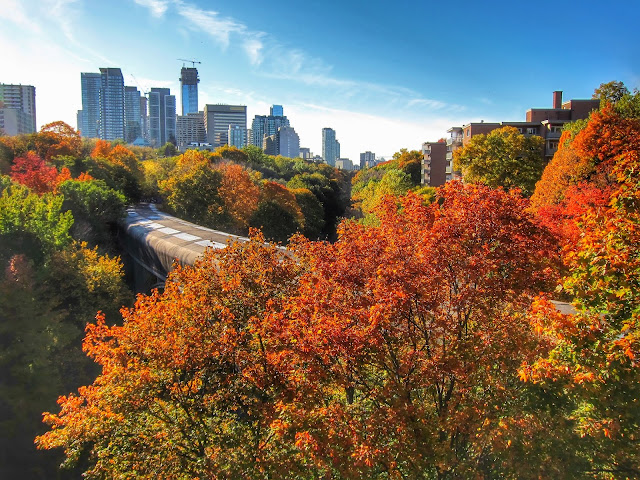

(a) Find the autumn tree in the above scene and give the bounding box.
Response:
[217,162,260,232]
[36,121,83,160]
[215,144,249,163]
[522,108,640,477]
[36,235,307,479]
[10,151,60,194]
[279,183,559,478]
[161,158,230,229]
[392,147,424,184]
[454,126,545,195]
[532,105,640,245]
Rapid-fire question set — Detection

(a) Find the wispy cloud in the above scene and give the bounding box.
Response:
[45,0,81,42]
[133,0,169,18]
[132,0,456,113]
[0,0,42,33]
[243,36,265,66]
[175,1,247,49]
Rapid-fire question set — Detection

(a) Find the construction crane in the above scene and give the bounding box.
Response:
[177,58,202,68]
[129,74,149,95]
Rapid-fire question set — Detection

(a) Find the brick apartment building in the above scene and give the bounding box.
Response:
[422,91,600,187]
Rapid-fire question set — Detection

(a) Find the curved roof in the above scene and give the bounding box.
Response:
[122,204,250,278]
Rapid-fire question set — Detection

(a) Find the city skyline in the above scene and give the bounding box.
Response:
[1,0,638,160]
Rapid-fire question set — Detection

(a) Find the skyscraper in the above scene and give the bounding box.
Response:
[79,73,101,138]
[277,125,300,159]
[250,105,289,148]
[180,67,199,116]
[228,124,247,148]
[99,68,125,141]
[322,128,340,166]
[124,86,142,143]
[148,88,176,147]
[360,151,376,169]
[0,84,37,135]
[177,112,206,150]
[204,104,247,148]
[140,95,149,142]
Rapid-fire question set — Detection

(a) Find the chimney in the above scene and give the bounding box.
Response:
[553,91,563,109]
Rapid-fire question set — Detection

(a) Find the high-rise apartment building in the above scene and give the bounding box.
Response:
[251,105,290,148]
[148,88,176,147]
[360,151,376,169]
[322,127,340,166]
[124,86,142,143]
[176,111,206,150]
[78,73,101,138]
[204,104,247,148]
[0,84,37,135]
[180,67,199,116]
[277,125,300,159]
[263,134,277,156]
[99,68,125,141]
[140,95,149,142]
[300,147,311,159]
[228,124,247,148]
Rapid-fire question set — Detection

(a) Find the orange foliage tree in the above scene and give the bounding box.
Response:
[90,139,112,160]
[37,182,562,478]
[276,182,559,478]
[36,121,83,160]
[522,108,640,476]
[532,106,640,247]
[36,234,305,479]
[216,162,260,231]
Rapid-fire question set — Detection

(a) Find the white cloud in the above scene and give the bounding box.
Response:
[175,1,247,50]
[45,0,81,42]
[157,0,456,114]
[243,36,265,66]
[133,0,169,17]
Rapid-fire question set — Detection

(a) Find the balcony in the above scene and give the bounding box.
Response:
[446,135,463,146]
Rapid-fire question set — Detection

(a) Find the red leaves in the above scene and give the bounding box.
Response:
[10,151,59,194]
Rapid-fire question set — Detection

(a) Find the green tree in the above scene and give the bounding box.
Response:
[352,169,413,223]
[0,175,131,479]
[290,188,325,239]
[593,80,630,106]
[249,200,300,243]
[58,178,126,247]
[161,161,229,229]
[453,126,545,195]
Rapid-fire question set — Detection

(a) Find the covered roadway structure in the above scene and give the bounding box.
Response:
[121,204,250,291]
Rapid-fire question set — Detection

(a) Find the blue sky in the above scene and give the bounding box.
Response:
[1,0,638,160]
